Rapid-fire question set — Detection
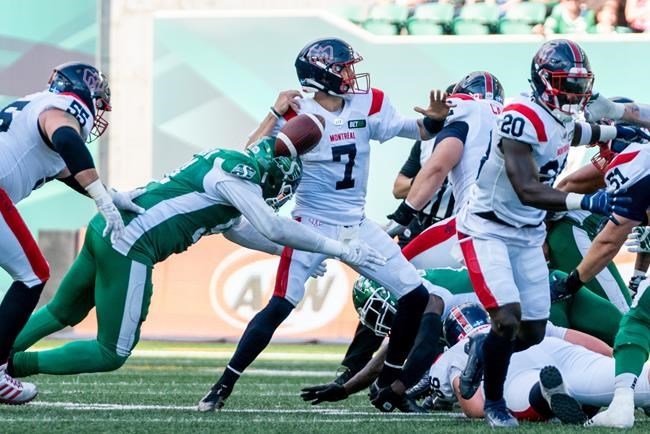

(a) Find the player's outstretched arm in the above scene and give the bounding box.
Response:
[586,94,650,129]
[563,329,612,357]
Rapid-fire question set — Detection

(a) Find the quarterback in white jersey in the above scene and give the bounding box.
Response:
[454,40,639,427]
[201,37,451,413]
[388,71,504,271]
[0,62,139,405]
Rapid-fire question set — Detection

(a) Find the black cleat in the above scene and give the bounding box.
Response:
[406,373,431,401]
[197,383,232,412]
[539,365,587,425]
[484,400,519,427]
[459,332,487,399]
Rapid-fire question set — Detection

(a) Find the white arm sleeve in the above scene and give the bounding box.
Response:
[545,322,568,340]
[223,217,284,255]
[217,179,345,256]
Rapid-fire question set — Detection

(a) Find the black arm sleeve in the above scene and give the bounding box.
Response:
[399,141,422,177]
[50,126,95,175]
[57,175,90,196]
[434,121,469,145]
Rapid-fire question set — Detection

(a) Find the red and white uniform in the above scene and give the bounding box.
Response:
[456,95,572,320]
[403,95,502,270]
[271,89,422,305]
[0,90,92,286]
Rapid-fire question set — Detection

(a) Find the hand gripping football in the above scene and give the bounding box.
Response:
[275,113,325,157]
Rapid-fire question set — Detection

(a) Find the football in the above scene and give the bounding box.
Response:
[275,113,325,157]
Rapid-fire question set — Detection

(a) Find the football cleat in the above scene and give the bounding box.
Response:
[0,363,37,405]
[459,332,487,399]
[197,383,232,412]
[585,388,635,428]
[405,373,431,401]
[484,399,519,428]
[539,365,587,425]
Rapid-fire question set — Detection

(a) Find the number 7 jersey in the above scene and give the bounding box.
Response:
[274,89,417,225]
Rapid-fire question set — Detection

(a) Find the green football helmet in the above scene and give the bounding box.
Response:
[352,276,397,337]
[247,137,303,210]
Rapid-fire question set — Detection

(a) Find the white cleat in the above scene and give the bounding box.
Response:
[0,363,38,405]
[585,388,635,429]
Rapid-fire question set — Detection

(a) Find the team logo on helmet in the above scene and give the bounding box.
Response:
[83,68,101,93]
[307,44,334,65]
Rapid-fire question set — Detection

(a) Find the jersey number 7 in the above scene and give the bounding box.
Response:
[332,143,356,190]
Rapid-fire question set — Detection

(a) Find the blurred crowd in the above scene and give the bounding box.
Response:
[343,0,650,35]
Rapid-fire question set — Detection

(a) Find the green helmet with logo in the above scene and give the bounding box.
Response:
[247,137,303,210]
[352,276,398,337]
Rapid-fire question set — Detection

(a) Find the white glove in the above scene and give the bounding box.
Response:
[339,239,387,271]
[110,188,146,214]
[585,93,625,122]
[310,261,328,279]
[625,226,650,253]
[85,179,126,244]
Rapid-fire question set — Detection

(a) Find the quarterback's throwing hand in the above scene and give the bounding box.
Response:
[341,239,387,270]
[300,383,348,405]
[625,226,650,253]
[273,90,303,116]
[110,188,146,214]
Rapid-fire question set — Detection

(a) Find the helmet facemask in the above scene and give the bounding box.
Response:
[88,71,111,142]
[353,277,396,337]
[537,68,593,120]
[329,55,370,95]
[262,157,302,211]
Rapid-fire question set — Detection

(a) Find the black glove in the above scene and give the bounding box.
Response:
[550,270,583,303]
[300,383,348,405]
[387,201,418,227]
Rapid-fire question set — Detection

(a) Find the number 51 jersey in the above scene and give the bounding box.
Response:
[274,89,417,225]
[461,95,572,244]
[0,91,94,203]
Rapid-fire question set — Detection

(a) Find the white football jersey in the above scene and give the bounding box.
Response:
[459,95,573,243]
[274,89,418,225]
[604,142,650,189]
[0,90,94,203]
[443,94,502,211]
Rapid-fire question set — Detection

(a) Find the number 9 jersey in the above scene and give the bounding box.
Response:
[0,91,94,203]
[461,95,573,244]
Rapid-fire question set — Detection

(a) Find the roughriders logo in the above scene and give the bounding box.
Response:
[83,68,101,92]
[307,45,334,66]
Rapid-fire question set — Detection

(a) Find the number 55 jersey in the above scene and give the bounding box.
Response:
[275,89,419,225]
[459,95,573,246]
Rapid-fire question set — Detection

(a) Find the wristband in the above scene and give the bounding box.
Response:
[422,117,445,136]
[565,193,584,210]
[85,179,111,206]
[269,107,282,119]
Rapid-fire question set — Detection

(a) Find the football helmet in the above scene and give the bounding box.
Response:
[530,39,594,121]
[295,38,370,95]
[443,303,490,346]
[352,276,397,337]
[247,137,303,210]
[453,71,504,104]
[48,62,111,141]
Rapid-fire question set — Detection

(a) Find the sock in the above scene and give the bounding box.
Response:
[12,306,66,352]
[398,312,442,389]
[224,296,294,383]
[9,351,38,377]
[528,382,553,419]
[614,344,647,378]
[0,281,45,362]
[379,285,428,387]
[482,330,515,402]
[614,373,638,390]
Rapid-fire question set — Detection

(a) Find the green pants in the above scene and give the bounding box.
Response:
[547,218,630,313]
[11,228,153,377]
[613,282,650,377]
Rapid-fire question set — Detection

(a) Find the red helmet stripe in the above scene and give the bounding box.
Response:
[565,40,584,66]
[482,72,493,95]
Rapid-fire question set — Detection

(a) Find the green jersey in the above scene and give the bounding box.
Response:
[89,147,265,265]
[420,268,474,295]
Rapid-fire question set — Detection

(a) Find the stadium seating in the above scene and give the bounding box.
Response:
[452,3,500,35]
[406,3,455,35]
[339,4,367,25]
[362,4,409,35]
[498,2,546,34]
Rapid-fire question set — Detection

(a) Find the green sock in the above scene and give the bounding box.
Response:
[13,306,66,351]
[11,351,39,377]
[614,344,647,377]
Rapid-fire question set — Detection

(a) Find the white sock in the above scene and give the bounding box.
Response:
[614,373,638,390]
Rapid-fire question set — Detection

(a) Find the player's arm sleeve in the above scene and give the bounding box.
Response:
[368,90,420,142]
[399,141,422,177]
[57,174,90,196]
[545,322,568,339]
[434,98,472,145]
[216,179,345,256]
[50,126,96,175]
[223,217,284,255]
[571,121,618,146]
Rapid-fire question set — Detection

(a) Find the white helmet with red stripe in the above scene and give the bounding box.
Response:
[530,39,594,121]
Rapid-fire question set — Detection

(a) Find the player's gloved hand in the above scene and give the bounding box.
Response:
[614,125,650,144]
[579,189,632,224]
[340,239,387,270]
[310,261,328,279]
[300,383,348,405]
[551,269,584,304]
[628,274,647,297]
[585,93,624,122]
[625,226,650,253]
[386,201,418,237]
[109,188,146,214]
[97,198,125,244]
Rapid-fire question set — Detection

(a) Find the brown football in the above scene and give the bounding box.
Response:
[275,113,325,157]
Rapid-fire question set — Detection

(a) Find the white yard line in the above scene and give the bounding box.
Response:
[130,349,342,361]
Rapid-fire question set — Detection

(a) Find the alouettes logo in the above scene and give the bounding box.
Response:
[208,249,351,335]
[83,68,101,92]
[307,45,334,65]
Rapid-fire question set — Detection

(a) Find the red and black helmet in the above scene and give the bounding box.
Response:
[530,39,594,120]
[295,38,370,95]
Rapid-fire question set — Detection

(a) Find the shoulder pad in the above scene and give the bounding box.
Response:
[368,88,385,116]
[445,97,477,125]
[499,102,548,144]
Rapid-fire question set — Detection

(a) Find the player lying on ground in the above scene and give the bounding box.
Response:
[7,134,385,381]
[0,62,137,404]
[300,267,621,410]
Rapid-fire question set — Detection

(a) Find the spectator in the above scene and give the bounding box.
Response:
[594,0,621,33]
[625,0,650,32]
[543,0,595,34]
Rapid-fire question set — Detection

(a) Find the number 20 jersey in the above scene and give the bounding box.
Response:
[461,95,573,243]
[0,91,93,203]
[274,89,417,225]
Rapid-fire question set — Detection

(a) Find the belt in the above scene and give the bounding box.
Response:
[474,211,543,229]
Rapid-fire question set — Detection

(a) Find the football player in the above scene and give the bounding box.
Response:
[8,136,383,380]
[454,39,640,427]
[198,37,452,413]
[0,62,136,404]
